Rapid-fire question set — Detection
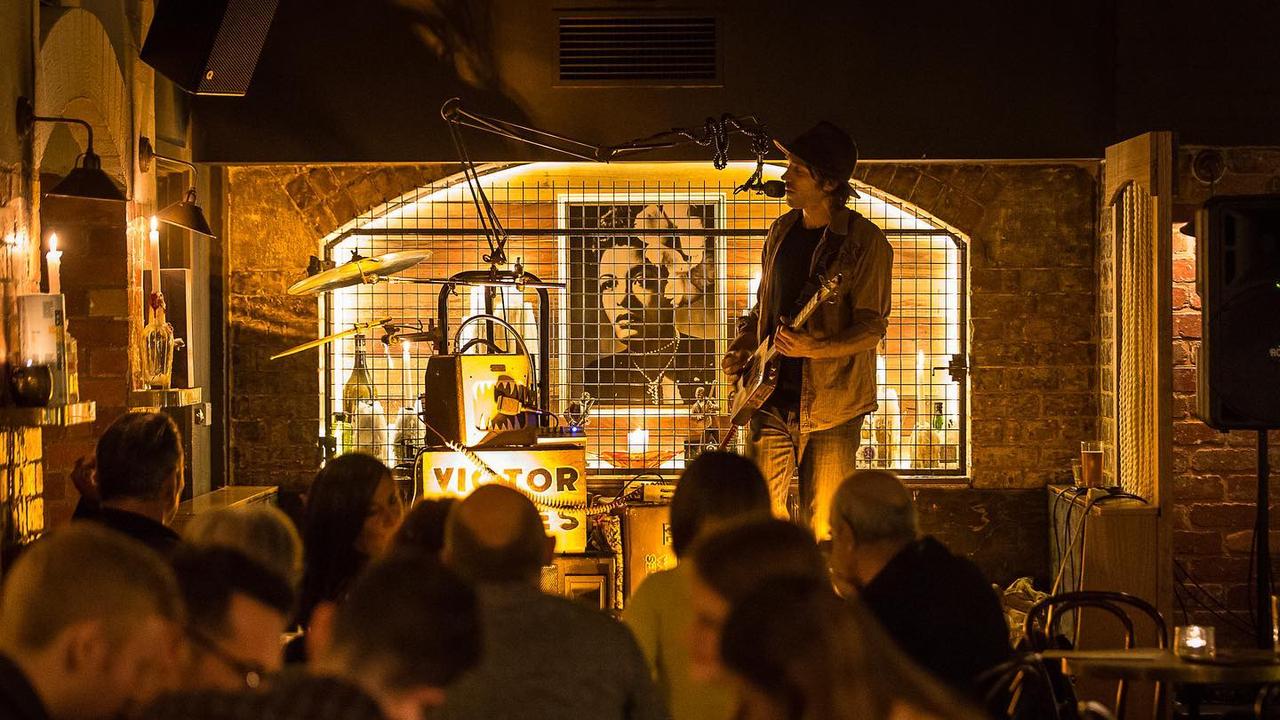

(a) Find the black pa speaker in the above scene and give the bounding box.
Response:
[141,0,280,96]
[1195,195,1280,429]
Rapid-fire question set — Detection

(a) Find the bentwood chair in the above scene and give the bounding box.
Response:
[1024,590,1168,720]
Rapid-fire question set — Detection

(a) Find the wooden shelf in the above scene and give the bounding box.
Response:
[128,387,203,409]
[0,401,96,427]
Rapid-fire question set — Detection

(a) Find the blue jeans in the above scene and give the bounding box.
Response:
[745,406,864,539]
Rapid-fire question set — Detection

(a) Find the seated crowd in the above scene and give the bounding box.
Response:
[0,411,1013,720]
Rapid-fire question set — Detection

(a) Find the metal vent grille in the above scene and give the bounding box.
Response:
[558,16,718,83]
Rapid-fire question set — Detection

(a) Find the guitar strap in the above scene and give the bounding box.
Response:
[787,211,867,317]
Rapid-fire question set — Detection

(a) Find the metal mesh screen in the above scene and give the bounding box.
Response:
[317,162,966,479]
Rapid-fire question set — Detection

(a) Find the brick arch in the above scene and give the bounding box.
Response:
[34,8,130,194]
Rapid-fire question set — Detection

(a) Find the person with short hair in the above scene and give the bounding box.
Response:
[74,411,185,555]
[438,484,664,720]
[827,470,1011,704]
[723,121,893,538]
[686,517,829,684]
[622,451,771,720]
[141,552,481,720]
[183,504,304,588]
[0,525,185,720]
[392,497,456,558]
[720,578,985,720]
[170,545,295,691]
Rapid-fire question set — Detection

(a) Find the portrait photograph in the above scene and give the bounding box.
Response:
[559,196,725,410]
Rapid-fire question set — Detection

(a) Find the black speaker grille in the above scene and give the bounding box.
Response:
[198,0,281,96]
[558,16,718,84]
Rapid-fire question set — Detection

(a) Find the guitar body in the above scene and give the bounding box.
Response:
[723,272,845,436]
[727,337,782,426]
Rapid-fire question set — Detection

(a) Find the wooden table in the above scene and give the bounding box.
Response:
[1044,648,1280,685]
[1044,648,1280,718]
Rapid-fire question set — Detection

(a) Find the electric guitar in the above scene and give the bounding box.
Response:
[722,273,844,443]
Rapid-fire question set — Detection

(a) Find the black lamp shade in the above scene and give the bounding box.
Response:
[157,188,216,238]
[46,149,127,202]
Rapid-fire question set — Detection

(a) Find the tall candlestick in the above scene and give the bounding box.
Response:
[149,216,161,298]
[916,349,926,422]
[46,233,62,295]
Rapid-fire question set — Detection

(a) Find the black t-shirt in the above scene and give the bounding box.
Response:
[766,221,826,409]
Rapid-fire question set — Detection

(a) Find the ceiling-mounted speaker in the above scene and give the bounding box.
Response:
[141,0,280,96]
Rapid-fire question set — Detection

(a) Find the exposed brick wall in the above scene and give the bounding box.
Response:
[856,162,1099,491]
[1168,147,1280,645]
[224,165,458,494]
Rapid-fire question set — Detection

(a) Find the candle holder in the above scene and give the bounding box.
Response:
[141,292,183,390]
[1174,625,1215,659]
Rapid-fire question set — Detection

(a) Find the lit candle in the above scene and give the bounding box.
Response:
[627,427,649,455]
[46,233,62,295]
[149,216,161,297]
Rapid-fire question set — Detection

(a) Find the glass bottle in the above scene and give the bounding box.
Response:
[142,293,176,390]
[859,412,880,467]
[342,334,387,459]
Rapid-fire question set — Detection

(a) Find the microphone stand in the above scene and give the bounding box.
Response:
[440,99,779,266]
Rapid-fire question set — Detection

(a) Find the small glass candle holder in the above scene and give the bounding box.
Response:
[1174,625,1215,659]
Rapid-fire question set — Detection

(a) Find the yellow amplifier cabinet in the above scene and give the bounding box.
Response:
[421,353,537,448]
[623,504,675,599]
[417,445,587,552]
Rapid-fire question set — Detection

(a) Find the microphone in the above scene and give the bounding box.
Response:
[757,180,786,198]
[734,177,787,198]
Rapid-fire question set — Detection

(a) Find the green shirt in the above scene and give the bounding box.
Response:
[622,564,736,720]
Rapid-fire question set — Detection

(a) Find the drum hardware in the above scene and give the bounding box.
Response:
[269,317,393,360]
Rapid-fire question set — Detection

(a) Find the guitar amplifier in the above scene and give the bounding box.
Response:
[623,504,676,599]
[419,353,537,448]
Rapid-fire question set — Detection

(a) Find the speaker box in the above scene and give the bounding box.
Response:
[1195,195,1280,429]
[141,0,280,96]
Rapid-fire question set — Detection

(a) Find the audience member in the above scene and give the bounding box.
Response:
[142,552,481,720]
[73,411,185,555]
[183,504,304,587]
[720,578,985,720]
[827,470,1011,704]
[291,453,404,662]
[623,451,771,720]
[392,497,456,558]
[170,545,294,691]
[0,525,185,720]
[688,517,827,683]
[437,484,664,720]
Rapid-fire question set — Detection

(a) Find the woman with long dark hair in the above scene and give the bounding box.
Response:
[289,453,404,661]
[720,578,985,720]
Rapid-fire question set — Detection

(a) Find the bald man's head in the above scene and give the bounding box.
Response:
[829,470,918,545]
[444,485,552,584]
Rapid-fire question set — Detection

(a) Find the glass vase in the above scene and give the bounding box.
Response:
[141,294,176,390]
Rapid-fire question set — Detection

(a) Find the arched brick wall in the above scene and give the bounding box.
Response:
[34,8,130,192]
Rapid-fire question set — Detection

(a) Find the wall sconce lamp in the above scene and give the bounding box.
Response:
[16,96,128,202]
[139,136,216,238]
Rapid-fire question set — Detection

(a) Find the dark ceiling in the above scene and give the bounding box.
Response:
[188,0,1280,163]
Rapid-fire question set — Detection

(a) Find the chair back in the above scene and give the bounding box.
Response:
[1024,591,1167,720]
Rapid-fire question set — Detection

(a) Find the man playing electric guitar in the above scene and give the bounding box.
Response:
[722,121,893,539]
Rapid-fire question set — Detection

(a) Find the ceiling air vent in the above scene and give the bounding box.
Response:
[558,16,719,85]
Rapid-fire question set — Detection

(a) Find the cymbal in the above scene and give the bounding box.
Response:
[270,318,392,360]
[287,250,432,295]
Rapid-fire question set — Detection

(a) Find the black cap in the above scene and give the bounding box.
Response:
[774,121,860,196]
